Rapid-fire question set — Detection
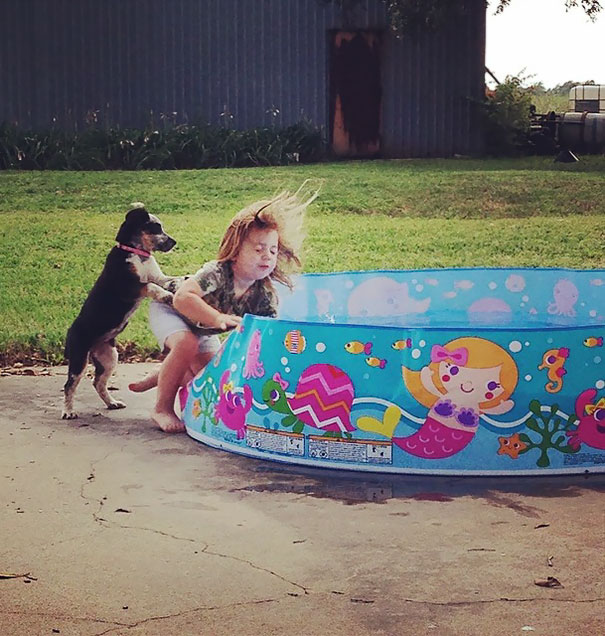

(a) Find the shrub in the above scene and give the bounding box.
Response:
[483,76,534,156]
[0,119,327,170]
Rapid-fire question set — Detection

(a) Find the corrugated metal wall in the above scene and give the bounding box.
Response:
[0,0,485,157]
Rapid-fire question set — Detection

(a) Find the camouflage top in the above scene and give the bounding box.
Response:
[187,260,278,335]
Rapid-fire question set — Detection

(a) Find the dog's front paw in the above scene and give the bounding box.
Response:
[159,291,174,305]
[61,410,78,420]
[163,277,184,294]
[107,400,126,410]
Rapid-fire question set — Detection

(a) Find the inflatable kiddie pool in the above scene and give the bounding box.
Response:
[183,268,605,475]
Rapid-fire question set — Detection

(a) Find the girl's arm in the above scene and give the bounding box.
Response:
[173,278,241,331]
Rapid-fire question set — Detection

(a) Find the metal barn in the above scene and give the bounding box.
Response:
[0,0,486,158]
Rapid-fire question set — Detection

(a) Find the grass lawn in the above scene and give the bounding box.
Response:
[1,156,604,365]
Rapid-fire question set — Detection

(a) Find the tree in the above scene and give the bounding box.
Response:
[496,1,601,19]
[323,1,602,34]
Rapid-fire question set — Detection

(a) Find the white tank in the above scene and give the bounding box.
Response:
[559,111,605,152]
[568,85,605,114]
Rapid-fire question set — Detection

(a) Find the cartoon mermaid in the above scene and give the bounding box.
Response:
[398,337,519,459]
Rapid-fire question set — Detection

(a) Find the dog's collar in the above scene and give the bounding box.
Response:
[116,243,151,258]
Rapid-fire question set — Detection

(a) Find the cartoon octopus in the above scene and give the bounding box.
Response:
[214,370,253,439]
[242,329,264,379]
[547,279,579,317]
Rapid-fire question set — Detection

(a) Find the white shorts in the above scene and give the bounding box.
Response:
[148,301,221,355]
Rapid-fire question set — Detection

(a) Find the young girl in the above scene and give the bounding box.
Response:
[131,185,317,433]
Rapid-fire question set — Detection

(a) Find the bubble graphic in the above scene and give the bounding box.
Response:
[316,342,326,353]
[596,380,605,390]
[412,349,421,359]
[522,295,529,302]
[285,367,291,373]
[525,342,530,347]
[509,341,522,353]
[416,284,424,292]
[589,310,597,317]
[525,374,532,382]
[594,356,602,364]
[488,281,497,290]
[280,356,288,365]
[230,363,237,372]
[419,339,426,347]
[363,373,370,380]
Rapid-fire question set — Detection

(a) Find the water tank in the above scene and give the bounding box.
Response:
[559,112,605,152]
[568,85,605,113]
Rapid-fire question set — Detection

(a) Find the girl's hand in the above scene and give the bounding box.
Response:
[212,313,242,331]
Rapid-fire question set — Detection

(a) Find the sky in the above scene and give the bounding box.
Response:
[486,0,604,88]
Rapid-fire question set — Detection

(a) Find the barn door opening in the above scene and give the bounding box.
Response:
[329,30,382,157]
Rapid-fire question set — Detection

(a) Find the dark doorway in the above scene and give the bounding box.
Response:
[329,31,382,157]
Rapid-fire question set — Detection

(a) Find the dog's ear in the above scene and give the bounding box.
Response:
[116,207,150,242]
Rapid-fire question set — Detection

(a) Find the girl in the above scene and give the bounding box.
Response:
[131,185,318,433]
[398,337,519,459]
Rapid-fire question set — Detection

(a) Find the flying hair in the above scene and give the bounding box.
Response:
[217,180,320,290]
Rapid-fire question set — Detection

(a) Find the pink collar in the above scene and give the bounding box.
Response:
[116,243,150,258]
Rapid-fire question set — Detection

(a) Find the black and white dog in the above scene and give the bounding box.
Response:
[62,205,178,419]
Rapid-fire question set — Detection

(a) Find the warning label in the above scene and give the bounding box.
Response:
[308,436,392,464]
[246,425,305,456]
[564,452,605,466]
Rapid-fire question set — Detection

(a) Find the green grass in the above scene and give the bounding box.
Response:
[1,157,604,364]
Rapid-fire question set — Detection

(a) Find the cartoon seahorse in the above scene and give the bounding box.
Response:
[397,338,518,459]
[538,347,569,394]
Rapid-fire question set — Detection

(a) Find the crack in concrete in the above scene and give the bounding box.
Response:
[388,596,605,606]
[92,598,281,635]
[0,610,129,629]
[73,514,310,597]
[200,545,309,595]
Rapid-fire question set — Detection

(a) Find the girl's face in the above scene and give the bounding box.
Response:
[438,361,505,406]
[233,228,279,283]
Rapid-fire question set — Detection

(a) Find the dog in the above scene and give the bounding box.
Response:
[62,204,179,419]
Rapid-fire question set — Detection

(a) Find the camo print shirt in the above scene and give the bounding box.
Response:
[187,260,278,335]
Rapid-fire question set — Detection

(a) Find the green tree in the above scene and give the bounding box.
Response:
[496,1,601,19]
[323,1,602,34]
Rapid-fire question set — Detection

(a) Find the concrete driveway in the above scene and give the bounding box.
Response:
[1,363,603,636]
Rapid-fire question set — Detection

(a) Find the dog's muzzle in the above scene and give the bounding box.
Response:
[157,236,177,252]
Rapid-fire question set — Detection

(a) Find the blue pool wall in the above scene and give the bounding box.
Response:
[184,268,605,475]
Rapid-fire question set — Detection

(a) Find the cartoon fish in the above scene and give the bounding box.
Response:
[284,330,307,354]
[584,336,603,348]
[344,340,372,355]
[538,347,569,393]
[366,357,387,369]
[392,338,412,350]
[454,280,474,290]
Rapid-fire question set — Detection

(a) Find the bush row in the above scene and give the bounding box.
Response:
[0,120,327,170]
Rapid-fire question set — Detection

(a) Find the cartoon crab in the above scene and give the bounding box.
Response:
[567,388,605,451]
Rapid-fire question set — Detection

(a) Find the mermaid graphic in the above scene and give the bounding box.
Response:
[398,337,519,459]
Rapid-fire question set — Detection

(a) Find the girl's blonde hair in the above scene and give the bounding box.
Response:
[402,337,519,412]
[217,181,319,290]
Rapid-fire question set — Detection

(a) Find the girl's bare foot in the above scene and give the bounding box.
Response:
[152,411,186,433]
[129,372,159,393]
